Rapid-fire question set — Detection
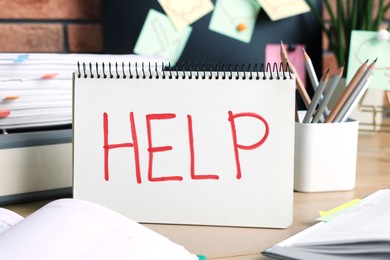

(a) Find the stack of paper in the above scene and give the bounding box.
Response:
[0,53,164,132]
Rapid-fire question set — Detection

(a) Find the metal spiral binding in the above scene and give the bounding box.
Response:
[76,62,292,80]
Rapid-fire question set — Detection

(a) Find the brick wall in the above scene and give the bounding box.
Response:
[0,0,102,53]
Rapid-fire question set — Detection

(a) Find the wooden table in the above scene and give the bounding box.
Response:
[4,132,390,260]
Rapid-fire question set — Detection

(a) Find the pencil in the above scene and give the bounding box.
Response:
[312,65,344,123]
[302,48,319,89]
[280,42,311,109]
[281,41,300,121]
[339,74,373,123]
[333,59,377,122]
[280,40,288,72]
[302,48,330,120]
[302,68,330,123]
[325,60,369,123]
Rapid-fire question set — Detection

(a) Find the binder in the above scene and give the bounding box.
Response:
[0,128,72,205]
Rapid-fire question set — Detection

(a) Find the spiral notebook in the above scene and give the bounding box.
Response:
[72,62,296,228]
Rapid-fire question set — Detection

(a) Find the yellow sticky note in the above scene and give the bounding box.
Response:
[158,0,214,30]
[257,0,310,21]
[317,199,361,222]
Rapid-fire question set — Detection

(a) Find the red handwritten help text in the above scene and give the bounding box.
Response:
[103,111,269,183]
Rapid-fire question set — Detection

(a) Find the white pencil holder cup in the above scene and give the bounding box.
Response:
[294,119,359,192]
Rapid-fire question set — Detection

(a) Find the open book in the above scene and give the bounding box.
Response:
[263,189,390,259]
[0,199,200,259]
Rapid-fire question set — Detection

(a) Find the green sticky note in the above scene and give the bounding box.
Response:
[134,9,192,66]
[197,255,207,260]
[209,0,260,43]
[347,30,390,90]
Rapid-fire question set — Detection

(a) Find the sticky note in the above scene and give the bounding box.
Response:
[134,9,192,66]
[209,0,260,43]
[41,73,59,79]
[3,95,20,100]
[265,43,306,85]
[316,198,361,222]
[14,54,29,63]
[158,0,214,30]
[0,110,11,118]
[257,0,310,21]
[347,30,390,90]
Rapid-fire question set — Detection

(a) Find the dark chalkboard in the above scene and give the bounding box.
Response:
[102,0,323,107]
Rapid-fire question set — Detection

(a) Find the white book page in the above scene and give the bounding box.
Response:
[291,190,390,248]
[0,199,197,260]
[0,208,23,234]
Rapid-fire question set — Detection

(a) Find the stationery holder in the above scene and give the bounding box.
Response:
[294,119,359,192]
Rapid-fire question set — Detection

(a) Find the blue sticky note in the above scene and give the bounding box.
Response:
[14,54,29,63]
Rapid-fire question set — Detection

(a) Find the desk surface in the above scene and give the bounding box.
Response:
[3,131,390,260]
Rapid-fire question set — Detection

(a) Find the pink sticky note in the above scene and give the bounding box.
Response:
[265,43,306,86]
[41,73,59,79]
[0,110,11,118]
